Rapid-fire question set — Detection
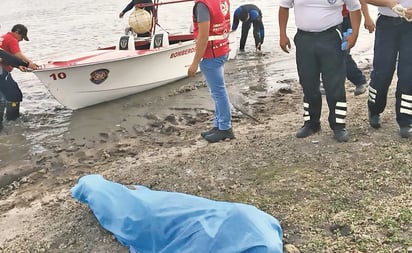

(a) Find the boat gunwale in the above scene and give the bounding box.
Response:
[33,39,196,72]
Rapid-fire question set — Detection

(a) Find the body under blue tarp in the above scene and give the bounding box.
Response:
[71,174,283,253]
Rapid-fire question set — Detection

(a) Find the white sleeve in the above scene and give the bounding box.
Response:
[279,0,293,8]
[344,0,361,11]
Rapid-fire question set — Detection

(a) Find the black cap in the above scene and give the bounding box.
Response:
[11,24,29,41]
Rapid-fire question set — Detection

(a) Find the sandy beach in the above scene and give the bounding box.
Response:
[0,63,411,252]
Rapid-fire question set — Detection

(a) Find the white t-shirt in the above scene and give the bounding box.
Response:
[279,0,361,32]
[378,0,412,17]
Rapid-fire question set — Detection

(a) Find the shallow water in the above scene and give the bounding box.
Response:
[0,0,377,167]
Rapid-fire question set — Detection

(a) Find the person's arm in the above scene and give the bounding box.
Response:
[360,0,375,33]
[406,8,412,20]
[188,21,209,77]
[231,11,240,31]
[0,50,29,68]
[119,1,135,18]
[258,21,265,45]
[14,51,31,65]
[14,51,39,70]
[367,0,411,20]
[188,3,210,77]
[365,0,398,8]
[278,7,290,53]
[346,9,361,50]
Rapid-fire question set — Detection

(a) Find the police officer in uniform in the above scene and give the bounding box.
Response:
[278,0,361,142]
[365,0,412,138]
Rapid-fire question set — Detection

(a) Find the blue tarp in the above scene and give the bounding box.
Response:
[71,174,283,253]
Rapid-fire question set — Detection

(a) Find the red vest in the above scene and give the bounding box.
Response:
[193,0,230,59]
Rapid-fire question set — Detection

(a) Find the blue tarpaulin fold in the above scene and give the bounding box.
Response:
[71,174,283,253]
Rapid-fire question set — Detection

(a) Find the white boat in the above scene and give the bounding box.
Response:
[33,0,237,110]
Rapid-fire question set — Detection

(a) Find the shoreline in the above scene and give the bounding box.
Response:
[1,66,411,252]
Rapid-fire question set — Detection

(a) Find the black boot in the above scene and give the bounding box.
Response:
[203,128,235,143]
[5,101,20,121]
[201,127,218,138]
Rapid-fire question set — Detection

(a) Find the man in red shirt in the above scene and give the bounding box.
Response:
[0,24,38,121]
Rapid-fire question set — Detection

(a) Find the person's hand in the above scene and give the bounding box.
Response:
[392,4,406,16]
[279,35,291,53]
[119,12,124,18]
[28,61,39,70]
[187,62,198,77]
[345,34,358,51]
[18,66,28,72]
[392,4,412,21]
[405,7,412,21]
[364,17,375,33]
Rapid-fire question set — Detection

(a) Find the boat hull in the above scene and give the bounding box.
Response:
[33,41,196,110]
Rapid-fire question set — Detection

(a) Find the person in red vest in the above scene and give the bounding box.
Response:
[341,0,375,96]
[0,24,39,121]
[188,0,235,143]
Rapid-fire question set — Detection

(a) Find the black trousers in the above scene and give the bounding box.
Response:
[294,27,347,130]
[341,16,366,86]
[240,19,264,50]
[368,15,412,127]
[0,69,23,121]
[0,69,23,102]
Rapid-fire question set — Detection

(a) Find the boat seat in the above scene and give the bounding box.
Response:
[117,35,136,50]
[150,32,169,49]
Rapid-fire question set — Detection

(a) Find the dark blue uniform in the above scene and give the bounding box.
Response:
[231,4,264,51]
[0,50,29,130]
[368,14,412,137]
[340,14,367,94]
